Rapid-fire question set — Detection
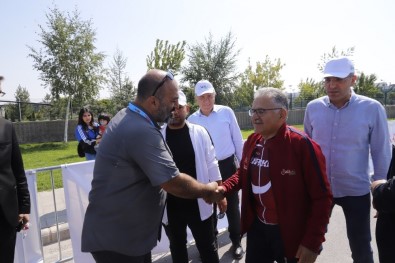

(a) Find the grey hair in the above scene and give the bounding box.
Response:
[254,87,289,110]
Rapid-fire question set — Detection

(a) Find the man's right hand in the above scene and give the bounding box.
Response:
[162,173,219,199]
[204,185,225,204]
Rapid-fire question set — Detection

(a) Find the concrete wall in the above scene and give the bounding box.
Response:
[12,105,395,143]
[14,120,78,144]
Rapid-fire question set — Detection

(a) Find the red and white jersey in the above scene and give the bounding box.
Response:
[250,139,278,224]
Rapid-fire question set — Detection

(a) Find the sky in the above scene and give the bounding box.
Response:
[1,0,395,102]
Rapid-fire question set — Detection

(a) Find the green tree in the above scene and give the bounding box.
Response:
[14,85,34,120]
[295,78,324,107]
[37,94,67,120]
[354,72,379,97]
[89,98,116,117]
[28,6,106,141]
[36,94,53,120]
[232,56,284,109]
[8,85,34,121]
[107,48,135,111]
[181,32,241,106]
[146,39,186,74]
[29,6,106,104]
[48,96,69,120]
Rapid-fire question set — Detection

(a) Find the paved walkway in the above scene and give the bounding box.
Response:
[38,188,379,263]
[38,188,69,246]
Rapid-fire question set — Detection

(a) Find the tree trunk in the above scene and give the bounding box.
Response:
[64,96,71,143]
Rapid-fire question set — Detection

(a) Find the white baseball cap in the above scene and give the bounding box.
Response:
[195,80,215,96]
[323,57,355,78]
[178,90,187,106]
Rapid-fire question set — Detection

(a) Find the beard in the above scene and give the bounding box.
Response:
[168,115,185,127]
[156,101,174,123]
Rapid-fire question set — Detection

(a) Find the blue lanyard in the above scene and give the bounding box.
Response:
[128,103,155,127]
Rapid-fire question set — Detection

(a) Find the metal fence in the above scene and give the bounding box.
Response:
[8,103,395,143]
[29,165,73,263]
[287,93,395,110]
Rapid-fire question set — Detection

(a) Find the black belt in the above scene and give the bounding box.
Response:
[218,155,234,165]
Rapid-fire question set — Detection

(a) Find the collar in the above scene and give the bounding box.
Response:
[324,90,356,109]
[128,102,160,129]
[252,123,287,145]
[198,105,218,116]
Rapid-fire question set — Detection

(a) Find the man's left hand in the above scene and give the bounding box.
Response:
[295,245,318,263]
[217,198,227,213]
[18,214,30,229]
[371,179,387,193]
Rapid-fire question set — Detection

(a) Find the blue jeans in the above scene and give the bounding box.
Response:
[333,194,373,263]
[85,153,96,161]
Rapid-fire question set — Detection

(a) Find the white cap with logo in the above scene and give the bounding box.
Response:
[323,57,355,78]
[195,80,215,96]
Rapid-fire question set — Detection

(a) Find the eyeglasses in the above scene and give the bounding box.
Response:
[152,71,174,96]
[217,212,225,219]
[248,108,282,117]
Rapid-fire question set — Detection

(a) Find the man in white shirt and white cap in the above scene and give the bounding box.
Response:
[188,80,244,259]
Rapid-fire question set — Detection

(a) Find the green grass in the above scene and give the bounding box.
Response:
[241,129,253,139]
[21,141,84,192]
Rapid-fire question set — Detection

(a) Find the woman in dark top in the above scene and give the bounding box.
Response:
[75,108,99,160]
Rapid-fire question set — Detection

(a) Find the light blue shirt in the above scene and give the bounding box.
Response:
[304,92,391,198]
[188,104,243,162]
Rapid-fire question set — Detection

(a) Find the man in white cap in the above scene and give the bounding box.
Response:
[304,57,392,263]
[188,80,244,259]
[161,90,226,263]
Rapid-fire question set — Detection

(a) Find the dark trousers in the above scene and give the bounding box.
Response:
[218,155,241,246]
[376,213,395,263]
[246,218,297,263]
[333,194,373,263]
[0,211,17,263]
[164,207,219,263]
[91,250,151,263]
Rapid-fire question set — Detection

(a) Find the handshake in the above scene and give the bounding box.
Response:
[204,182,226,204]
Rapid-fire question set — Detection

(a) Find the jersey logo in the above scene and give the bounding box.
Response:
[251,181,271,194]
[281,169,296,176]
[250,157,269,167]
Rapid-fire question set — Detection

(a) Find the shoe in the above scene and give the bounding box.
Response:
[233,245,244,260]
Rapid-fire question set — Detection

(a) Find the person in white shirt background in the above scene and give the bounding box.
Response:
[188,80,244,259]
[161,90,226,263]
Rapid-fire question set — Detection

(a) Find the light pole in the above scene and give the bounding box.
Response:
[377,82,395,106]
[285,85,298,110]
[17,96,22,122]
